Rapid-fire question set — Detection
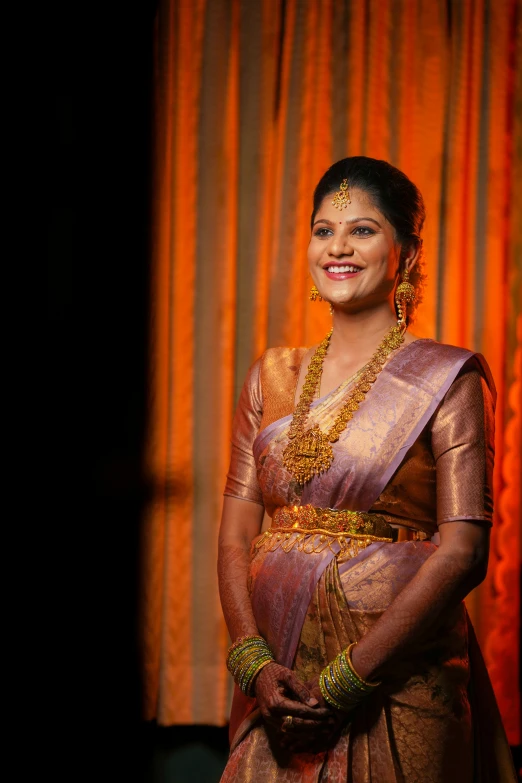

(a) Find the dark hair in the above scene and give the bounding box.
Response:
[311,156,427,321]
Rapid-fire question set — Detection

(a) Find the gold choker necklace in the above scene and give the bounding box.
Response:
[282,325,405,484]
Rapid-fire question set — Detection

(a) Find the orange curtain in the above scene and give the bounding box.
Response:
[141,0,522,742]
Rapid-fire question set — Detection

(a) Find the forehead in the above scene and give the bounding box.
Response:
[316,186,383,218]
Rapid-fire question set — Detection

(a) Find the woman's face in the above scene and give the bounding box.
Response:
[308,187,402,312]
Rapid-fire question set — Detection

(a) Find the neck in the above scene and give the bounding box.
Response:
[328,302,400,358]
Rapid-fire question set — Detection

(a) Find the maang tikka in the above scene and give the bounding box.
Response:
[332,178,351,209]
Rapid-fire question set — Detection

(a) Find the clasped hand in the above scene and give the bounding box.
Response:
[254,662,345,753]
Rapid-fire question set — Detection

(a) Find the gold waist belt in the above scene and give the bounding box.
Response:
[272,505,394,539]
[255,505,396,558]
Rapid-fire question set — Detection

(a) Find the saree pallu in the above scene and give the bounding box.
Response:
[221,340,516,782]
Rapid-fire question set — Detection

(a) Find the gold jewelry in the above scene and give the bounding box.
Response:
[282,325,405,484]
[255,506,394,557]
[332,178,351,209]
[226,635,274,696]
[329,302,334,316]
[281,715,293,731]
[319,642,380,712]
[272,506,394,538]
[395,268,415,327]
[310,284,322,302]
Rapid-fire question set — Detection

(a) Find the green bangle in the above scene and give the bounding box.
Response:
[227,640,271,675]
[319,669,347,711]
[319,643,380,713]
[227,635,268,661]
[334,657,368,696]
[331,660,363,704]
[227,635,274,695]
[227,638,270,671]
[242,656,273,696]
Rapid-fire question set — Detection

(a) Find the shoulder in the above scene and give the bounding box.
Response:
[260,346,307,388]
[261,345,308,367]
[256,346,307,428]
[239,346,307,405]
[412,338,474,361]
[423,341,497,420]
[408,339,496,398]
[430,340,495,399]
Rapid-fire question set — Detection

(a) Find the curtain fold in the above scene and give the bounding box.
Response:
[141,0,521,742]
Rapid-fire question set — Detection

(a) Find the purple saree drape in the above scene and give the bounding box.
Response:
[221,340,516,782]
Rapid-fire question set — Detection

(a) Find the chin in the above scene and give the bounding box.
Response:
[330,296,358,309]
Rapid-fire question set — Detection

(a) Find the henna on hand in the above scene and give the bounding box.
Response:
[254,662,320,716]
[300,676,348,747]
[255,663,341,751]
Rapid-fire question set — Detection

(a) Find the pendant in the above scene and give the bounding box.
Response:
[282,426,334,484]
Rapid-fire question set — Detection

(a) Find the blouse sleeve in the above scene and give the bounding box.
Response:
[431,368,495,526]
[223,357,264,506]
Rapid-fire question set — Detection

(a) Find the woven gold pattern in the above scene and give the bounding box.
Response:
[259,347,306,432]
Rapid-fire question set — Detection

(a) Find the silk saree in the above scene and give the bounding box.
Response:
[221,339,516,782]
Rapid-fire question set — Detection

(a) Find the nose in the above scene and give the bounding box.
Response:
[327,228,354,257]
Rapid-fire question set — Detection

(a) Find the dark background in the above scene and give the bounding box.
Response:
[49,2,154,779]
[49,2,227,781]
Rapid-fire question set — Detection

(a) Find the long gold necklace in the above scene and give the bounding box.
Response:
[282,325,405,484]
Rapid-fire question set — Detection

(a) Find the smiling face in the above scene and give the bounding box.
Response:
[308,187,403,313]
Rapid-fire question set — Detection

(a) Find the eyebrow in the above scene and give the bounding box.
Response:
[313,216,382,228]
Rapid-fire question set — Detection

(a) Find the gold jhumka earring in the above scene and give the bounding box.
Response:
[395,268,416,329]
[310,285,322,301]
[332,178,351,209]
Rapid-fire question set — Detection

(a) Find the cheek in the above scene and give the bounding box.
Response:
[366,240,398,269]
[307,240,322,263]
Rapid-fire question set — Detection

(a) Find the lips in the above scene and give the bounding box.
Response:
[323,263,363,280]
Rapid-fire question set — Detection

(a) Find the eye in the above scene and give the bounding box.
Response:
[352,225,375,236]
[313,227,334,238]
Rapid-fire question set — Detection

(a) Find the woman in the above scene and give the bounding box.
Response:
[218,157,516,782]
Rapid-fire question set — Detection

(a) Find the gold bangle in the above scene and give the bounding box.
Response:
[344,643,381,688]
[319,668,351,711]
[226,635,275,695]
[226,636,271,672]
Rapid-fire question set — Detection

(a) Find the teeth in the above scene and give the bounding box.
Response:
[326,265,361,273]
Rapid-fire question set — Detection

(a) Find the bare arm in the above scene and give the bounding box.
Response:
[351,520,489,681]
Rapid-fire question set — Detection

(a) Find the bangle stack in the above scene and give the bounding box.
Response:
[226,635,274,697]
[319,642,380,712]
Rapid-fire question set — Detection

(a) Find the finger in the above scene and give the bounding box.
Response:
[271,699,332,720]
[280,671,318,706]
